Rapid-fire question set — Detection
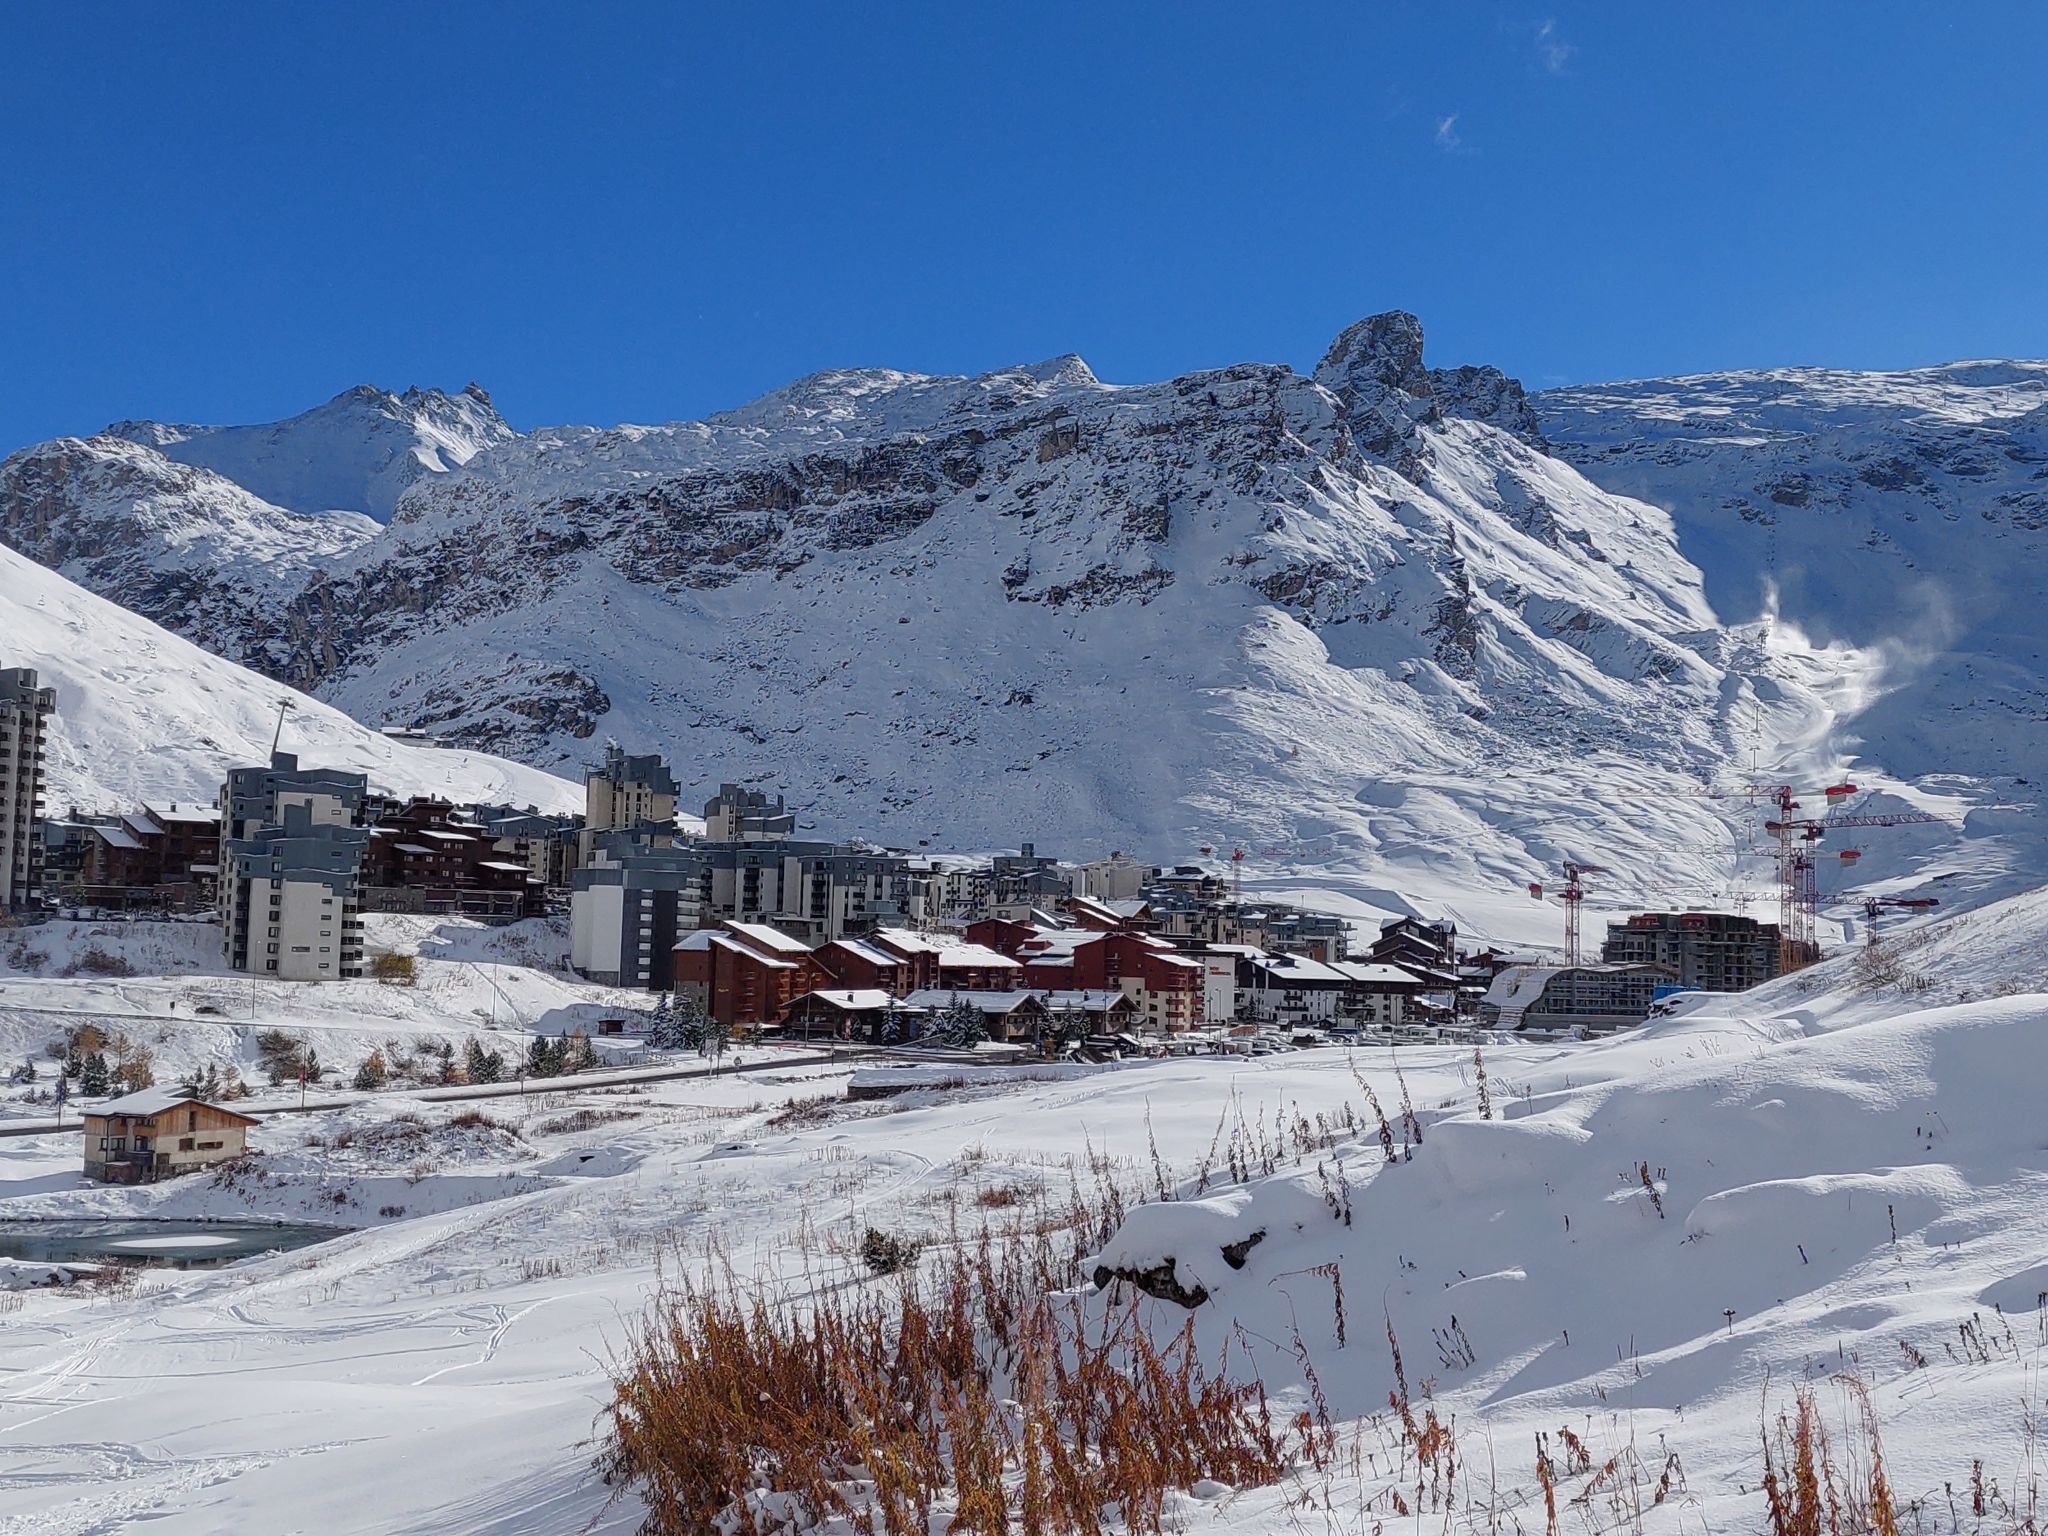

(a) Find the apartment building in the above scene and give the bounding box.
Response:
[1480,963,1675,1036]
[220,752,368,843]
[219,803,370,980]
[568,848,707,988]
[581,746,678,863]
[1601,911,1783,992]
[0,668,56,911]
[702,783,796,842]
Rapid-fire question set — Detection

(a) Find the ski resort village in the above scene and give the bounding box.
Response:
[4,29,2048,1511]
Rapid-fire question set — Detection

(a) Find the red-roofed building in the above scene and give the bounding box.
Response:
[672,921,825,1031]
[813,937,910,994]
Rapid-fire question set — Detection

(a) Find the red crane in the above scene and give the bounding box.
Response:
[1762,784,1952,973]
[1528,861,1612,966]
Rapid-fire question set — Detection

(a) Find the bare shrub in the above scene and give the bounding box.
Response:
[600,1240,1289,1533]
[62,946,134,978]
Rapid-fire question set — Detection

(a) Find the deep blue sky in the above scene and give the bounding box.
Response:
[3,3,2044,449]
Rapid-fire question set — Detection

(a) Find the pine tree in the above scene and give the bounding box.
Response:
[463,1037,504,1085]
[525,1035,559,1079]
[79,1051,111,1097]
[302,1047,324,1084]
[937,996,987,1048]
[353,1050,389,1091]
[701,1016,730,1066]
[645,994,680,1050]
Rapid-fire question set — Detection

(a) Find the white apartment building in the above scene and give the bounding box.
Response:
[220,804,370,981]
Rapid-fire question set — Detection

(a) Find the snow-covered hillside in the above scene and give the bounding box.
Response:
[104,382,515,523]
[0,541,576,812]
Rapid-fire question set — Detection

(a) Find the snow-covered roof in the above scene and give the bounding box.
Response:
[935,943,1022,971]
[1482,966,1561,1011]
[91,1087,252,1121]
[870,926,944,956]
[901,989,1041,1014]
[91,823,148,851]
[795,988,896,1011]
[478,860,533,874]
[1017,928,1097,958]
[393,843,437,855]
[825,938,904,969]
[1329,962,1426,987]
[710,934,800,969]
[1035,989,1133,1012]
[725,921,813,956]
[418,828,475,842]
[143,801,219,825]
[1244,952,1350,984]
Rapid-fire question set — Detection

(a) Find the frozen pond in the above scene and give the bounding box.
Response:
[0,1219,348,1268]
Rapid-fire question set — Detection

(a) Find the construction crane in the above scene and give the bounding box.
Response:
[1527,860,1611,966]
[1861,894,1940,948]
[1762,784,1952,972]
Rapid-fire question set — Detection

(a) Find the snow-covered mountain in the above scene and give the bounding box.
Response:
[104,382,514,523]
[6,317,2037,931]
[0,539,576,814]
[1537,362,2048,785]
[0,435,380,674]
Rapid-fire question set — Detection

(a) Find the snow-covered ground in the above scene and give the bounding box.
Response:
[1,887,2044,1532]
[0,915,657,1120]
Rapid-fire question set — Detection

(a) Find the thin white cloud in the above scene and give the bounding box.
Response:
[1536,18,1575,74]
[1434,113,1462,151]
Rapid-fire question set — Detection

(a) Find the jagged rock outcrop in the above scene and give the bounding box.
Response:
[1429,363,1548,449]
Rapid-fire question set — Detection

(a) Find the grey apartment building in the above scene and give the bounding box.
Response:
[0,668,57,912]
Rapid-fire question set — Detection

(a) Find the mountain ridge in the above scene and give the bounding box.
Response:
[2,314,2033,930]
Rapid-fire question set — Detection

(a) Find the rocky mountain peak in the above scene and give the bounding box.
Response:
[1314,311,1442,459]
[1314,311,1549,455]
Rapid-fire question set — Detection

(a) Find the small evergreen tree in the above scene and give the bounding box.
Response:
[525,1035,559,1079]
[937,996,987,1048]
[79,1051,111,1097]
[463,1037,504,1085]
[645,994,680,1050]
[353,1050,389,1091]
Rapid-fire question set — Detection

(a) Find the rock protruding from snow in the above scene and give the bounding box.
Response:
[1428,364,1548,449]
[102,382,517,523]
[1314,310,1442,458]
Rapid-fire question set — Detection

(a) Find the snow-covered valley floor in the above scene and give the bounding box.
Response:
[2,895,2047,1533]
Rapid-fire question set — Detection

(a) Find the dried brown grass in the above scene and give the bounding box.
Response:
[601,1216,1288,1533]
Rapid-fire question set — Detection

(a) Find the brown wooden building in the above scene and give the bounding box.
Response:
[82,1088,255,1184]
